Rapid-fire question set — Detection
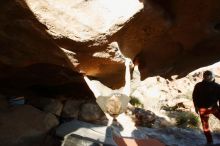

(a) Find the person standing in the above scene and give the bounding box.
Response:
[192,70,220,144]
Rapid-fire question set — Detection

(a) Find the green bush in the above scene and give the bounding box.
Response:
[176,111,199,128]
[129,97,144,108]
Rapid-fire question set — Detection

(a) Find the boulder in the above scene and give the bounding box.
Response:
[133,108,156,127]
[27,96,63,116]
[61,99,85,119]
[0,105,59,146]
[79,102,108,125]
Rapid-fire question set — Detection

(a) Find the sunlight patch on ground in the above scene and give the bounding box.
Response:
[111,113,137,137]
[83,76,102,97]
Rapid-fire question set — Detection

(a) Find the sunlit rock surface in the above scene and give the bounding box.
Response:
[25,0,143,42]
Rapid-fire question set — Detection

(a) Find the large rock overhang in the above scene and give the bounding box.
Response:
[0,0,220,95]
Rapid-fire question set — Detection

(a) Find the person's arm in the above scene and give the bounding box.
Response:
[123,58,131,96]
[215,83,220,107]
[192,84,199,114]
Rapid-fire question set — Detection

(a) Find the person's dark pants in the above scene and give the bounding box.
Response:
[199,108,220,143]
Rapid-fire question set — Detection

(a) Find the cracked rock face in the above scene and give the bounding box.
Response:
[0,0,220,95]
